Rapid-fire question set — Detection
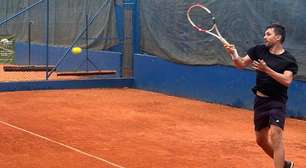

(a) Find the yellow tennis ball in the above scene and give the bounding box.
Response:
[71,47,82,55]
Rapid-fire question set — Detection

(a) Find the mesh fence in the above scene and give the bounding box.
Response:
[0,0,119,81]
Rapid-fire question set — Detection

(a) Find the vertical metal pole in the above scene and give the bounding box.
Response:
[5,1,8,33]
[85,0,89,72]
[122,1,134,77]
[45,0,49,80]
[133,0,140,54]
[114,0,124,77]
[86,14,89,72]
[28,21,32,65]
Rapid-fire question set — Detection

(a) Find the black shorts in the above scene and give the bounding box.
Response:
[253,96,287,131]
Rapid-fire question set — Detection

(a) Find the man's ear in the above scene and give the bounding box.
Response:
[276,34,282,41]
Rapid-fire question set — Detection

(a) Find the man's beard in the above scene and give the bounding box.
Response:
[264,42,273,49]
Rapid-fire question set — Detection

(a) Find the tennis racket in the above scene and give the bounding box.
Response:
[187,3,239,59]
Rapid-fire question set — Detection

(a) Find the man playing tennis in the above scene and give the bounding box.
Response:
[224,23,298,168]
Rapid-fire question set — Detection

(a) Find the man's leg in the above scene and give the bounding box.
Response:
[270,125,285,168]
[255,127,274,158]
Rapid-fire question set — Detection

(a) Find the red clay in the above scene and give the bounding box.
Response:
[0,88,305,168]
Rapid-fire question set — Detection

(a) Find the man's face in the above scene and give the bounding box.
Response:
[264,28,281,48]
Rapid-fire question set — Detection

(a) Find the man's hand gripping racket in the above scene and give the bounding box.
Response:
[187,3,239,60]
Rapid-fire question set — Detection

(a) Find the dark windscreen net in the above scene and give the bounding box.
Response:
[140,0,306,81]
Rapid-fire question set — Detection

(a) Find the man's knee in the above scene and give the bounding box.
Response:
[256,136,269,148]
[270,125,283,147]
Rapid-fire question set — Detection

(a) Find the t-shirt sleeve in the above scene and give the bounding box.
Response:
[286,60,298,75]
[247,46,258,61]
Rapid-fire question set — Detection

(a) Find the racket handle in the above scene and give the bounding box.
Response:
[231,49,239,60]
[220,37,239,60]
[219,37,229,46]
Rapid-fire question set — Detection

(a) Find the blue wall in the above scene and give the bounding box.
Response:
[0,78,134,92]
[15,42,122,77]
[134,54,306,118]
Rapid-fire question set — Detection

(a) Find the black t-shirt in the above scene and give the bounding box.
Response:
[247,45,298,101]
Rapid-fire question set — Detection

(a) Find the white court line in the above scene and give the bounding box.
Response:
[0,120,125,168]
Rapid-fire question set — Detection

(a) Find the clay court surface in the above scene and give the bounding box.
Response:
[0,88,305,168]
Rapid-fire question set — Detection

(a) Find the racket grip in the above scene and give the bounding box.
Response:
[231,49,239,60]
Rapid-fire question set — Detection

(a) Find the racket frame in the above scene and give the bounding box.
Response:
[187,3,229,45]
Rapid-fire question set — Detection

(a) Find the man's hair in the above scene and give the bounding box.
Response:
[266,23,286,43]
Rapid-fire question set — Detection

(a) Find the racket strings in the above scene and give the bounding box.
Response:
[188,6,215,32]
